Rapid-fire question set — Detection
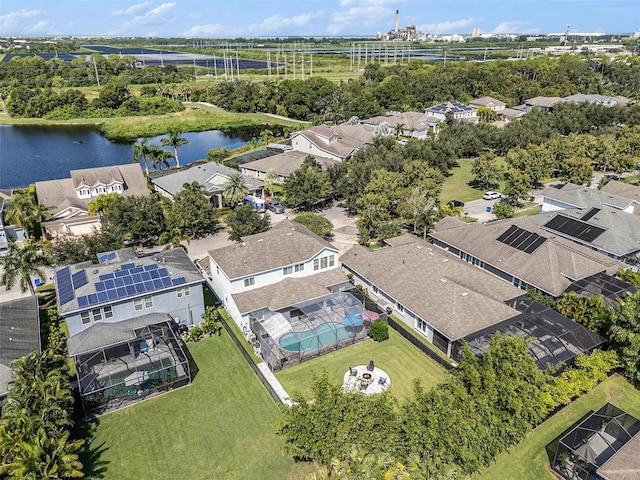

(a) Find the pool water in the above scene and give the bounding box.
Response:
[279,322,354,352]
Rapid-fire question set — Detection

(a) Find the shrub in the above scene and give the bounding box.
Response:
[370,318,389,342]
[185,325,204,342]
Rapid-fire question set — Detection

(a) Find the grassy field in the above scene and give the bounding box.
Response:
[274,329,448,400]
[474,374,640,480]
[440,158,507,203]
[84,332,306,480]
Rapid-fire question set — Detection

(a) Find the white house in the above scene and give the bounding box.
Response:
[289,125,372,162]
[541,183,640,215]
[207,220,347,330]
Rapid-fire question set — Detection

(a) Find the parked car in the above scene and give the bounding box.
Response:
[267,199,285,214]
[482,191,501,200]
[448,199,465,208]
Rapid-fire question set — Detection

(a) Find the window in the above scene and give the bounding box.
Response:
[416,318,429,333]
[111,184,122,192]
[314,259,319,271]
[144,295,153,308]
[79,189,90,197]
[103,306,113,319]
[372,286,379,295]
[81,312,91,324]
[134,298,144,311]
[314,255,335,271]
[177,286,190,297]
[294,263,304,272]
[216,266,219,275]
[283,266,293,275]
[321,257,328,269]
[92,308,102,321]
[96,187,106,194]
[397,303,405,314]
[329,255,335,267]
[244,277,255,287]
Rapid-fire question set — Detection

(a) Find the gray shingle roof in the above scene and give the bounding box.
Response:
[291,127,367,159]
[597,432,640,480]
[469,96,506,108]
[431,217,623,296]
[340,235,522,340]
[67,312,171,356]
[542,183,638,210]
[151,162,263,198]
[232,268,348,314]
[209,220,338,280]
[0,296,40,395]
[601,181,640,210]
[241,150,338,178]
[361,112,429,131]
[525,96,564,108]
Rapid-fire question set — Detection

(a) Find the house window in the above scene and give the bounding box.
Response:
[294,263,304,272]
[177,286,190,297]
[283,266,293,275]
[216,266,219,275]
[372,286,379,295]
[134,298,144,311]
[96,187,106,194]
[81,311,91,324]
[92,308,102,321]
[397,303,405,314]
[79,189,90,197]
[313,259,319,271]
[111,184,122,192]
[416,318,428,333]
[244,277,255,287]
[329,255,335,267]
[103,306,113,319]
[144,295,153,308]
[321,257,328,269]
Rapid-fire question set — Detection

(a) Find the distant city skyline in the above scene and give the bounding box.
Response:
[1,0,638,38]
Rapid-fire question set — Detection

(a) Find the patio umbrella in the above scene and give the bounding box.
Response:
[343,314,364,327]
[362,310,380,322]
[124,371,149,387]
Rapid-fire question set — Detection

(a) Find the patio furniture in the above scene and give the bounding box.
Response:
[349,367,358,376]
[367,360,374,372]
[378,377,387,386]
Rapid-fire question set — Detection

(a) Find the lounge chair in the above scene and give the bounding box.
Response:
[378,377,387,386]
[367,361,374,372]
[349,367,358,376]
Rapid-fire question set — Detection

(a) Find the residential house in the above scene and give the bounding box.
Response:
[469,96,506,111]
[541,183,640,214]
[340,234,602,367]
[152,162,263,208]
[240,150,339,184]
[35,164,148,238]
[600,180,640,213]
[57,247,204,416]
[524,96,564,112]
[551,403,640,480]
[361,112,430,138]
[0,280,40,400]
[289,125,373,162]
[563,93,629,108]
[431,216,624,297]
[423,101,478,122]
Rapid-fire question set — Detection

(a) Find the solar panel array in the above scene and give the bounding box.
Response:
[71,270,88,289]
[76,262,187,308]
[98,252,117,263]
[543,215,606,243]
[581,208,601,222]
[56,267,75,305]
[496,225,547,254]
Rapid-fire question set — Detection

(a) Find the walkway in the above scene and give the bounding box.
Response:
[256,362,292,405]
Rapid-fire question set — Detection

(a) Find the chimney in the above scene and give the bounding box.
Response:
[395,10,399,33]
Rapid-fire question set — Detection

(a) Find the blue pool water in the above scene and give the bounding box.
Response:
[279,322,354,353]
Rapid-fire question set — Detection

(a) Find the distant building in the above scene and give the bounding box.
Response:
[563,94,629,108]
[524,96,564,112]
[469,96,506,111]
[289,125,373,162]
[471,28,481,38]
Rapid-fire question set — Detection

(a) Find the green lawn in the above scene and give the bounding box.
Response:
[474,374,640,480]
[440,158,506,203]
[85,333,302,480]
[274,329,448,400]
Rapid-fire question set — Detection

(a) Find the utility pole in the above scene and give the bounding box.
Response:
[92,57,100,86]
[236,51,240,80]
[193,59,197,82]
[214,54,217,79]
[309,53,312,76]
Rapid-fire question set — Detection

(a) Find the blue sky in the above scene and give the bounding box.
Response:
[1,0,638,37]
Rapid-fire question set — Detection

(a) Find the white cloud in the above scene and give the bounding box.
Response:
[28,20,51,33]
[184,10,323,37]
[339,0,403,6]
[111,2,176,34]
[0,9,45,32]
[328,6,392,35]
[184,23,228,37]
[188,13,202,20]
[492,21,530,34]
[420,17,480,34]
[110,2,151,16]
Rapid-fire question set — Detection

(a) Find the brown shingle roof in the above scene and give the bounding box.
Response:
[601,181,640,213]
[431,217,623,296]
[232,268,347,314]
[597,432,640,480]
[340,236,521,340]
[241,150,338,177]
[469,96,506,108]
[208,220,338,279]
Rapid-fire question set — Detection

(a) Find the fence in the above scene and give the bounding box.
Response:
[218,313,285,405]
[386,316,455,371]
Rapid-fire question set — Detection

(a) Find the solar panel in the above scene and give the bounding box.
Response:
[141,272,151,281]
[159,268,169,277]
[98,291,108,302]
[56,267,75,305]
[98,252,116,263]
[115,270,128,277]
[105,279,115,289]
[162,277,172,287]
[99,273,114,281]
[150,270,160,279]
[144,281,154,291]
[124,276,133,285]
[95,282,106,292]
[72,270,88,290]
[121,263,135,270]
[117,287,127,298]
[172,277,187,285]
[107,289,118,300]
[581,208,601,221]
[144,264,159,271]
[126,285,136,295]
[153,279,164,289]
[88,293,98,305]
[78,296,89,307]
[135,283,146,293]
[130,266,144,274]
[497,225,547,254]
[131,273,142,283]
[543,215,606,243]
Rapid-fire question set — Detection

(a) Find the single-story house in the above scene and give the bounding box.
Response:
[240,150,339,183]
[361,112,432,138]
[541,183,640,215]
[469,96,506,111]
[600,181,640,214]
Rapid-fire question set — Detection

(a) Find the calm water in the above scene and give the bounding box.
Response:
[0,125,251,189]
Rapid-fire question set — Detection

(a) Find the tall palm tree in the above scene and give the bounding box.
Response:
[161,129,190,168]
[222,171,250,207]
[150,148,174,171]
[132,138,153,177]
[0,241,47,293]
[3,192,49,238]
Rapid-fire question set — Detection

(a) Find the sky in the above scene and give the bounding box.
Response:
[0,0,638,38]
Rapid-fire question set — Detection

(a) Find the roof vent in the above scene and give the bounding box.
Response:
[257,239,264,242]
[442,258,448,262]
[428,252,434,256]
[240,242,246,247]
[461,292,468,296]
[93,269,98,274]
[440,278,447,283]
[416,245,422,250]
[287,232,293,236]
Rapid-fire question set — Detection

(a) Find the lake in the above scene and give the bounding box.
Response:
[0,125,253,189]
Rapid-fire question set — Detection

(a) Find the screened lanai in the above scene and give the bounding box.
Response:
[550,403,640,480]
[68,314,190,417]
[564,272,637,308]
[250,291,372,371]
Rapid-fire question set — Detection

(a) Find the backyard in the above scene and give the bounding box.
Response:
[473,374,640,480]
[274,329,448,400]
[81,332,307,480]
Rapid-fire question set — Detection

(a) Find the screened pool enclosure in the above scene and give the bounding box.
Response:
[250,291,376,371]
[69,314,190,417]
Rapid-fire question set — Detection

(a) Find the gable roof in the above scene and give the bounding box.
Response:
[241,150,338,178]
[232,268,347,314]
[543,183,638,211]
[525,96,563,108]
[340,235,522,340]
[55,247,202,315]
[361,112,428,131]
[291,127,367,160]
[425,100,476,115]
[469,96,506,108]
[431,217,623,296]
[152,162,263,197]
[0,295,40,396]
[35,164,149,212]
[208,220,338,280]
[564,94,620,106]
[601,181,640,212]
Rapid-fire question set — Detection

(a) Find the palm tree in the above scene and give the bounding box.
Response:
[158,228,191,252]
[3,191,49,238]
[0,241,47,293]
[132,138,153,177]
[161,129,190,168]
[265,168,279,197]
[222,171,250,207]
[150,148,174,171]
[87,192,121,219]
[394,122,405,139]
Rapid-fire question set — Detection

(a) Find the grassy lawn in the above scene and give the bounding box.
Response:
[474,374,640,480]
[440,158,507,203]
[274,329,448,400]
[85,332,303,480]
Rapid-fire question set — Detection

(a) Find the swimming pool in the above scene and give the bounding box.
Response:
[279,322,354,352]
